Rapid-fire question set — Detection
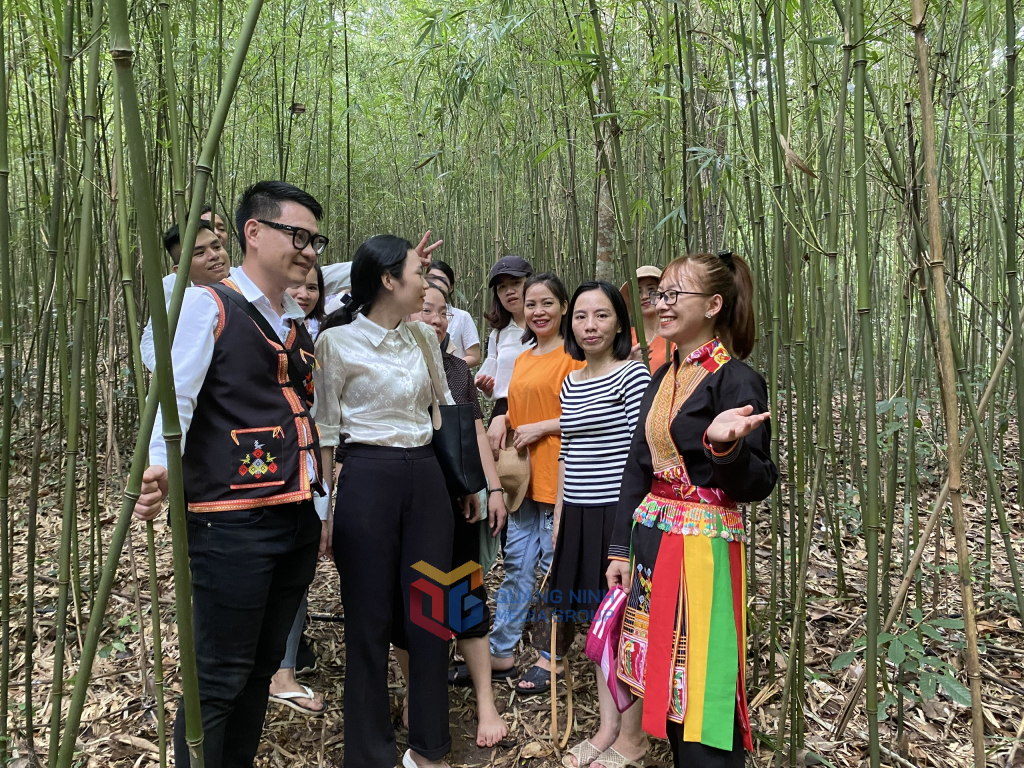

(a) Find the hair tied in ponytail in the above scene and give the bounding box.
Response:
[717,250,736,272]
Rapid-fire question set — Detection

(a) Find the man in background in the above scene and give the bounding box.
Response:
[141,219,229,371]
[201,204,230,249]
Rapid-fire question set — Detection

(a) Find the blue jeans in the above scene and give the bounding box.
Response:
[490,497,555,659]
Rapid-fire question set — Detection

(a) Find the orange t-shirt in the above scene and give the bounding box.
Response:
[507,347,585,504]
[632,328,675,374]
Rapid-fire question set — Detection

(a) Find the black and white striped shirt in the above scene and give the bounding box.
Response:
[558,360,652,505]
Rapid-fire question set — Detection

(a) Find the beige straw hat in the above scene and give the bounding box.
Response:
[495,441,531,513]
[620,265,664,306]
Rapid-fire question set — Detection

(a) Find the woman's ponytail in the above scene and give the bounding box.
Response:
[720,254,755,360]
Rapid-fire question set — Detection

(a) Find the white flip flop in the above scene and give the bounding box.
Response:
[269,684,325,716]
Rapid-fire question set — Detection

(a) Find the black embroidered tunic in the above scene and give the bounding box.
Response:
[608,350,777,559]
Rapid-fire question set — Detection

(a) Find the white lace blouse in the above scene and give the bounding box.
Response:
[314,313,453,449]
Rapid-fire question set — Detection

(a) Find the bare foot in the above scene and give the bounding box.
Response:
[476,706,508,747]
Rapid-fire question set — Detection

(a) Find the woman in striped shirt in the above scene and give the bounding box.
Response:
[551,282,651,768]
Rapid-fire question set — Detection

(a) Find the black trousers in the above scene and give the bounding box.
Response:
[334,444,454,767]
[173,502,320,768]
[393,496,491,646]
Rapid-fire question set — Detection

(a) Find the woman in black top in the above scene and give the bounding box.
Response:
[606,252,777,768]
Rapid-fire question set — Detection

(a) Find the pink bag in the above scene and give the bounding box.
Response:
[584,586,636,713]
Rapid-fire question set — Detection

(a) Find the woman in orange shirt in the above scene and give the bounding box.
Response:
[489,273,584,693]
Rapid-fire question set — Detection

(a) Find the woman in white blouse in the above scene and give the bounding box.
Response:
[314,235,455,768]
[474,255,534,452]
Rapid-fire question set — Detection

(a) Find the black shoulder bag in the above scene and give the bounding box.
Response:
[409,323,487,498]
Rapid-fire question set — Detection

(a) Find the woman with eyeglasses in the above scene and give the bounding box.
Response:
[622,265,675,373]
[606,252,777,768]
[390,281,510,748]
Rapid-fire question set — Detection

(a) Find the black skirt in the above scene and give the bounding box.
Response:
[451,496,491,639]
[530,503,616,656]
[548,502,616,616]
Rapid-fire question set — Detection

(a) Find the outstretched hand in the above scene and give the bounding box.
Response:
[706,405,771,452]
[415,230,443,268]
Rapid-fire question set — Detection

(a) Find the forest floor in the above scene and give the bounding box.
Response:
[4,434,1024,768]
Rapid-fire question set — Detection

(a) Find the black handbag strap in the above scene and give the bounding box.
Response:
[210,282,310,404]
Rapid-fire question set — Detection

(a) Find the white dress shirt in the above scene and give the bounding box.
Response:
[477,321,532,399]
[147,265,329,519]
[446,307,481,359]
[314,314,454,449]
[140,273,190,372]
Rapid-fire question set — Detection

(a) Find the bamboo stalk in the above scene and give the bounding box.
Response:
[852,0,881,763]
[58,1,267,763]
[45,3,81,760]
[0,0,12,756]
[911,3,985,765]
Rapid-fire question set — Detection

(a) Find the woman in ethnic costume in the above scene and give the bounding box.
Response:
[606,251,777,768]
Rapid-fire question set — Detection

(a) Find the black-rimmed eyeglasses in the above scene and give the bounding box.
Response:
[258,219,329,255]
[649,289,709,306]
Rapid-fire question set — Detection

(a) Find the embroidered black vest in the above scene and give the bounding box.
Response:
[181,280,322,512]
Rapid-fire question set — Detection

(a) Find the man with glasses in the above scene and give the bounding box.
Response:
[133,180,330,768]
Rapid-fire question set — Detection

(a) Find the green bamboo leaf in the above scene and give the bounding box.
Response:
[938,674,972,707]
[533,139,566,166]
[807,35,840,46]
[930,618,965,629]
[888,639,905,665]
[919,672,937,700]
[831,650,857,670]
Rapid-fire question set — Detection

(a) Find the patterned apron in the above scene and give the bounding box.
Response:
[615,338,753,751]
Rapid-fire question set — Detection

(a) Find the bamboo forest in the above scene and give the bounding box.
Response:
[0,0,1020,762]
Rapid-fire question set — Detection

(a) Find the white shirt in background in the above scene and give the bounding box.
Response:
[446,307,481,359]
[478,321,532,400]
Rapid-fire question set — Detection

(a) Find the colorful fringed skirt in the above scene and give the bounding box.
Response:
[616,483,753,752]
